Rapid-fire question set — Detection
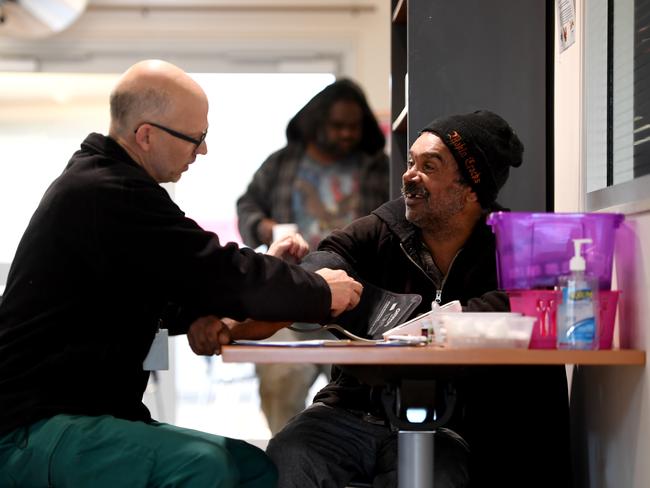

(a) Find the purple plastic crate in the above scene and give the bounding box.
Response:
[487,212,624,290]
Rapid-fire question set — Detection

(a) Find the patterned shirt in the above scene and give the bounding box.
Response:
[292,153,361,249]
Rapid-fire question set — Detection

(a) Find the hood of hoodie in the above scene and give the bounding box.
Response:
[284,78,386,155]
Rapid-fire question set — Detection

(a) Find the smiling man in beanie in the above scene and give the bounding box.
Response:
[267,110,570,488]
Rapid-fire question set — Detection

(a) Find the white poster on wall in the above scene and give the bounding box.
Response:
[557,0,576,52]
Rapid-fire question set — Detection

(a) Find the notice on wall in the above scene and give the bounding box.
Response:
[557,0,576,52]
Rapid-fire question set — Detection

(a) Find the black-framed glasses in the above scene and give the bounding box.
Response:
[135,122,207,150]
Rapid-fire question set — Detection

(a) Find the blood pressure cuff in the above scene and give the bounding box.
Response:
[300,251,422,339]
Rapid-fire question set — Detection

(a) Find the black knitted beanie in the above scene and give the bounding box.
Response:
[420,110,524,207]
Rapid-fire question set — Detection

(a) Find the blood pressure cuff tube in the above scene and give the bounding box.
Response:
[300,251,422,338]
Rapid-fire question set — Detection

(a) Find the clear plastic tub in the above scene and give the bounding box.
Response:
[434,312,535,349]
[487,212,624,290]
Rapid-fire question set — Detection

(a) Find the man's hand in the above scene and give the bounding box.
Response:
[267,233,309,263]
[187,315,232,355]
[315,268,363,317]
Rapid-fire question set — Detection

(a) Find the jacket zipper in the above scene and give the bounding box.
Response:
[399,242,461,305]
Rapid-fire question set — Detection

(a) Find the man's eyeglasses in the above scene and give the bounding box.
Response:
[135,122,207,150]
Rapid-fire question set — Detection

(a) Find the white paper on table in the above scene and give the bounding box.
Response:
[382,300,462,339]
[233,339,423,347]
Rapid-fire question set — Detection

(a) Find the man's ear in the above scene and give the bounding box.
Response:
[133,125,152,151]
[466,187,479,203]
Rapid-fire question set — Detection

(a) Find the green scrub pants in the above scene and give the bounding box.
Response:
[0,414,277,487]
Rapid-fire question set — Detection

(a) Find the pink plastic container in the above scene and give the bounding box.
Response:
[508,290,620,349]
[487,212,624,290]
[598,290,620,349]
[508,290,561,349]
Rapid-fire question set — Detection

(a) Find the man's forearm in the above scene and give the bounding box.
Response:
[224,318,291,340]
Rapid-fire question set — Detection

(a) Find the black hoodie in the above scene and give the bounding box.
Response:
[0,133,331,436]
[310,198,572,487]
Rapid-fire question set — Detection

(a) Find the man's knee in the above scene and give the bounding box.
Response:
[155,434,277,488]
[223,438,278,488]
[244,456,277,488]
[266,423,311,464]
[266,430,294,461]
[177,440,240,486]
[434,429,470,488]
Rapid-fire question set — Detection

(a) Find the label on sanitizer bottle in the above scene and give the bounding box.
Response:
[557,280,597,349]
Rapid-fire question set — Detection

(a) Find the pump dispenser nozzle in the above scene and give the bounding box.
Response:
[570,238,592,272]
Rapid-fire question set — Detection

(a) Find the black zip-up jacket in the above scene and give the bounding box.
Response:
[312,198,571,487]
[0,133,331,436]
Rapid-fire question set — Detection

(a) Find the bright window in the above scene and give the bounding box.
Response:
[584,0,650,209]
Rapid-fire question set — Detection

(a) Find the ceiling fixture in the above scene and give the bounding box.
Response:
[0,0,87,39]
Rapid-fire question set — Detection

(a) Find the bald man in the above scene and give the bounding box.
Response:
[0,60,362,487]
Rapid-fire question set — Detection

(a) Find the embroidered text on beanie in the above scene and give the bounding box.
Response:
[421,110,523,207]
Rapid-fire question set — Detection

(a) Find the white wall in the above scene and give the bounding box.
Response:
[554,2,650,486]
[554,0,584,212]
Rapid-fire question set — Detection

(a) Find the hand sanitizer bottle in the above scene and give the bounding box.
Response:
[557,238,599,349]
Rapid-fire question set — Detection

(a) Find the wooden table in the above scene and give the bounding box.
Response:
[222,344,646,366]
[223,344,645,487]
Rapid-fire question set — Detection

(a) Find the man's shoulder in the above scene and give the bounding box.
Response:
[266,143,304,164]
[371,198,405,224]
[356,149,388,171]
[61,158,146,199]
[328,198,410,245]
[57,144,168,214]
[364,149,390,163]
[69,135,154,187]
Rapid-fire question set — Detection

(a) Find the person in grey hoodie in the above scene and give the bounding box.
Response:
[237,78,389,435]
